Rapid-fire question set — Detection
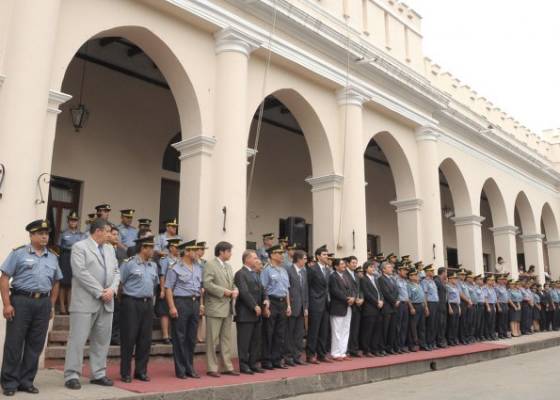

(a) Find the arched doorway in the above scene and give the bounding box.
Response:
[541,202,560,280]
[514,191,543,281]
[479,178,509,273]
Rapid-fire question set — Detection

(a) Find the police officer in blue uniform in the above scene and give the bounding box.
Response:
[261,244,291,369]
[483,275,498,340]
[117,209,138,249]
[457,268,473,345]
[156,238,182,345]
[0,219,63,396]
[420,264,438,350]
[495,274,510,338]
[119,236,159,382]
[446,272,461,346]
[155,218,181,256]
[94,204,112,220]
[137,218,152,231]
[257,233,274,265]
[395,263,410,353]
[57,211,84,315]
[165,240,204,379]
[407,268,427,352]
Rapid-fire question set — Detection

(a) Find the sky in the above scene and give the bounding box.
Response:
[404,0,560,134]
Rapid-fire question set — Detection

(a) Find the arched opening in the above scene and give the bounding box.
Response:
[439,158,473,268]
[514,191,538,277]
[479,178,508,272]
[364,131,417,258]
[541,202,560,279]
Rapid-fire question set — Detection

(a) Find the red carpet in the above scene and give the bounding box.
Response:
[49,342,509,394]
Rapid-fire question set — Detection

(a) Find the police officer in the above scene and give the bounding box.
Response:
[420,264,438,350]
[155,218,181,257]
[257,233,274,265]
[94,204,111,220]
[483,275,498,340]
[165,240,204,379]
[84,213,96,236]
[395,263,410,353]
[118,209,138,249]
[434,267,448,347]
[1,219,63,396]
[407,268,427,352]
[495,274,510,338]
[195,242,208,267]
[261,245,291,369]
[156,238,182,345]
[137,218,152,231]
[57,211,84,315]
[457,268,473,345]
[119,236,159,382]
[465,273,481,342]
[473,275,486,341]
[446,272,461,346]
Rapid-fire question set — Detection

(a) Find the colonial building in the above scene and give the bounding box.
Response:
[1,0,559,291]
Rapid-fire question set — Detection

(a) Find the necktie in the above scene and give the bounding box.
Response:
[252,270,259,283]
[298,269,304,287]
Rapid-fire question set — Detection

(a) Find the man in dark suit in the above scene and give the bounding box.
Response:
[360,261,385,356]
[285,250,309,365]
[378,261,399,354]
[434,267,448,348]
[344,256,363,357]
[234,250,267,374]
[305,245,333,364]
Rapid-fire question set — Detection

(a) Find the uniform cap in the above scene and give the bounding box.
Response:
[166,238,182,248]
[424,264,435,272]
[407,268,418,277]
[120,209,135,217]
[262,233,275,240]
[94,204,111,212]
[279,236,289,243]
[26,219,51,233]
[195,241,208,249]
[134,235,155,247]
[138,218,152,226]
[178,239,197,250]
[166,218,178,227]
[67,211,80,220]
[448,272,458,279]
[266,244,284,255]
[287,242,298,250]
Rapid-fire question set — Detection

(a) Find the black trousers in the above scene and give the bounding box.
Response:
[396,302,409,350]
[382,311,397,352]
[458,302,470,342]
[120,296,154,377]
[263,298,287,365]
[347,307,361,354]
[360,313,383,353]
[447,303,460,343]
[307,309,329,358]
[436,304,448,346]
[286,314,305,361]
[408,303,426,347]
[425,302,439,347]
[237,320,262,369]
[111,296,121,344]
[497,303,508,336]
[484,304,497,339]
[521,301,532,334]
[170,297,199,377]
[1,295,51,390]
[553,305,560,330]
[474,304,484,339]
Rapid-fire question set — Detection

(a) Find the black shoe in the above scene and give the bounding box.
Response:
[240,366,254,375]
[90,376,113,386]
[186,372,200,379]
[3,389,15,396]
[251,366,266,373]
[176,375,187,380]
[110,340,121,346]
[386,349,397,355]
[121,376,131,383]
[162,338,171,345]
[222,370,240,376]
[65,379,81,390]
[373,351,383,357]
[285,359,296,367]
[262,363,274,370]
[294,358,307,365]
[18,385,39,394]
[401,348,410,353]
[273,363,289,369]
[134,373,150,382]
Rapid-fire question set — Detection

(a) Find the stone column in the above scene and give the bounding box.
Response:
[0,0,62,256]
[390,198,423,261]
[211,27,259,260]
[305,174,344,254]
[415,126,445,266]
[489,225,519,279]
[521,233,546,283]
[546,240,560,280]
[336,86,368,260]
[452,215,485,274]
[173,135,217,243]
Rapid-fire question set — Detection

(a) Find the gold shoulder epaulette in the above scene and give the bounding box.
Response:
[50,248,59,256]
[12,245,25,251]
[124,257,133,263]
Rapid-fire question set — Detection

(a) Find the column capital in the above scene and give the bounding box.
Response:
[335,85,369,107]
[546,240,560,249]
[390,198,423,213]
[305,174,344,192]
[520,233,545,243]
[48,89,72,114]
[172,135,217,160]
[415,125,441,142]
[214,27,260,56]
[451,215,485,227]
[489,225,518,236]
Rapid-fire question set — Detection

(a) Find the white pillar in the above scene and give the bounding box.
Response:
[452,215,485,275]
[490,225,519,279]
[521,233,546,283]
[390,198,422,260]
[336,86,368,260]
[305,174,343,253]
[546,240,560,280]
[211,27,259,262]
[415,126,444,266]
[173,135,217,242]
[0,0,62,256]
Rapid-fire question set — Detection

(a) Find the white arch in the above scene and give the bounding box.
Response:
[439,158,473,217]
[480,177,509,227]
[514,191,538,234]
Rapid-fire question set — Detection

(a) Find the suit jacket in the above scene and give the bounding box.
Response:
[329,272,352,317]
[234,267,265,323]
[69,237,120,313]
[360,275,384,317]
[307,264,330,314]
[203,257,237,318]
[434,276,448,310]
[286,264,309,317]
[378,274,398,314]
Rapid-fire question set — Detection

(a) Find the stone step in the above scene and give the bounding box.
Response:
[48,329,166,344]
[44,342,207,360]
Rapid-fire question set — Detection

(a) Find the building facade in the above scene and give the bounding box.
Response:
[1,0,560,304]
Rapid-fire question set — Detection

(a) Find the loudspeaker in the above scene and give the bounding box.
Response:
[279,217,309,251]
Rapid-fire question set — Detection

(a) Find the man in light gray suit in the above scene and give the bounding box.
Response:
[64,218,120,390]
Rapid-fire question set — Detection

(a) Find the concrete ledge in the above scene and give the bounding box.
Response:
[104,333,560,400]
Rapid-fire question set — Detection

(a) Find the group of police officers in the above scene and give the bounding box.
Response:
[2,207,560,396]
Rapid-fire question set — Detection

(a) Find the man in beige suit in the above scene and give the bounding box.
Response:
[64,218,120,390]
[203,241,239,377]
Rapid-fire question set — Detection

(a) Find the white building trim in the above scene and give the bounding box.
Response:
[172,135,217,160]
[520,233,546,243]
[47,89,72,114]
[305,174,344,193]
[214,26,261,56]
[489,225,519,236]
[451,215,486,227]
[546,240,560,249]
[390,198,423,213]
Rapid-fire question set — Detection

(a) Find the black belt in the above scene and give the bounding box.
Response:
[269,295,287,302]
[122,294,152,302]
[12,290,50,299]
[174,295,200,301]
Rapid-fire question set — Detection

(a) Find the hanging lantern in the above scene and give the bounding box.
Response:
[70,103,89,132]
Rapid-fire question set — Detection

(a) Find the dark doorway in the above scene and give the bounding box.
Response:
[47,176,82,245]
[367,234,380,259]
[446,247,458,267]
[159,179,179,232]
